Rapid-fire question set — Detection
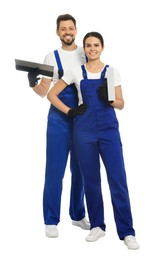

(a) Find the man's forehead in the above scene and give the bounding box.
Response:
[59,20,75,28]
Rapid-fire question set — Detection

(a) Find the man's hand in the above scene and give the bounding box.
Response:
[28,68,41,87]
[67,103,87,117]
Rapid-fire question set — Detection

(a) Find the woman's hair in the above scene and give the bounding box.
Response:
[83,32,104,48]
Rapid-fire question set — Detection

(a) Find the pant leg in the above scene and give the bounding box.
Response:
[99,134,135,239]
[74,131,105,230]
[69,142,85,221]
[43,108,71,225]
[59,88,86,221]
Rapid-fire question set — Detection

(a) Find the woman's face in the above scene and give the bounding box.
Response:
[84,36,104,61]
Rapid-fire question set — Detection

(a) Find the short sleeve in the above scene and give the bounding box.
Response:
[113,67,121,86]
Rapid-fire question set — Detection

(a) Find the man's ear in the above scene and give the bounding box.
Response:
[56,30,59,36]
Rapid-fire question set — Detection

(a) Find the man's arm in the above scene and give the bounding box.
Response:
[27,68,52,98]
[33,77,52,98]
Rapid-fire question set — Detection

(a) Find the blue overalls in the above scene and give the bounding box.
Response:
[43,50,85,225]
[73,64,135,239]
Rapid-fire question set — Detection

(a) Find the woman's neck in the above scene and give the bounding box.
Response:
[86,61,104,73]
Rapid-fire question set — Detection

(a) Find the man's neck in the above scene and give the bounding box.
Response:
[61,43,77,51]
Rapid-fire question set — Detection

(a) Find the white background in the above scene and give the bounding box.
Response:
[0,0,157,259]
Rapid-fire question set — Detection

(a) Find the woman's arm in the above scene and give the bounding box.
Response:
[47,79,70,114]
[111,85,124,110]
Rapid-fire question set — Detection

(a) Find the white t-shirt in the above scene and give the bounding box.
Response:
[62,65,121,104]
[43,46,86,85]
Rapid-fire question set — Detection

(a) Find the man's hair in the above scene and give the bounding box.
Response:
[56,14,76,30]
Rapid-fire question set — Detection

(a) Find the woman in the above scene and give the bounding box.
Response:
[47,32,139,249]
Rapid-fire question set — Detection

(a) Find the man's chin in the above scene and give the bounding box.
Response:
[65,42,73,46]
[61,39,75,46]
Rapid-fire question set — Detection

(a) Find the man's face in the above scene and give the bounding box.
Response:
[57,20,77,46]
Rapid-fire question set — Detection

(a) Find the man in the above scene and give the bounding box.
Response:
[28,14,89,238]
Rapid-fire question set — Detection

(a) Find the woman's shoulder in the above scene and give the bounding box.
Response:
[106,65,120,76]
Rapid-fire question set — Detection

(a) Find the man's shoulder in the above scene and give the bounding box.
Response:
[44,51,56,65]
[76,45,83,50]
[76,45,84,52]
[44,51,54,59]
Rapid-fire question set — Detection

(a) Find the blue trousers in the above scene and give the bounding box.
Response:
[73,65,135,239]
[43,87,85,225]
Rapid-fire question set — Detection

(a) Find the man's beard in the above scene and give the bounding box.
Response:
[60,36,75,46]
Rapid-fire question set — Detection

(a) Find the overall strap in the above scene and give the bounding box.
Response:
[81,64,109,79]
[101,65,109,78]
[54,50,63,79]
[81,64,87,79]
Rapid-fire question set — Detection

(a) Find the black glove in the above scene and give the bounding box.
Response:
[99,80,113,104]
[28,68,41,87]
[67,103,87,117]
